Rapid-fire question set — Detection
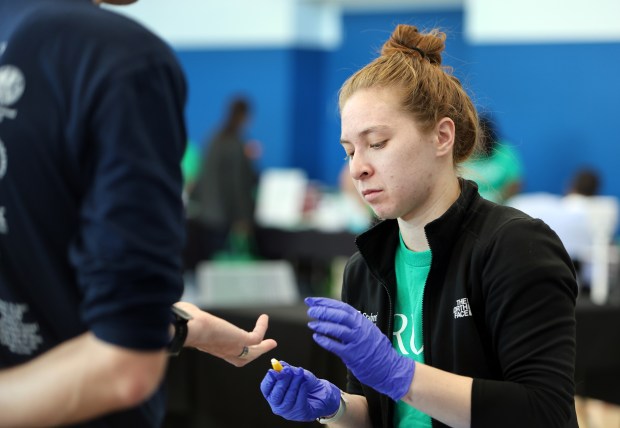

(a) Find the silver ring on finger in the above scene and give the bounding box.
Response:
[238,346,249,358]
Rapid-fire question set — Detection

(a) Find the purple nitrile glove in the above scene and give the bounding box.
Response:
[306,297,415,402]
[260,361,341,422]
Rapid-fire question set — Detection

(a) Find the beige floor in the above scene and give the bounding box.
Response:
[576,397,620,428]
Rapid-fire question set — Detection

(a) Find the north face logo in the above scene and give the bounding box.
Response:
[453,298,472,319]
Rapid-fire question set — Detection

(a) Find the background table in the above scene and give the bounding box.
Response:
[163,299,620,428]
[574,297,620,404]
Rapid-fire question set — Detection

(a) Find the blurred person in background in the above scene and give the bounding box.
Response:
[188,96,260,262]
[562,168,605,292]
[260,24,578,428]
[0,1,275,426]
[506,167,610,294]
[181,138,202,198]
[461,114,523,204]
[565,168,600,198]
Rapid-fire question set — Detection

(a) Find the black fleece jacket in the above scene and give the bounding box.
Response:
[342,179,578,428]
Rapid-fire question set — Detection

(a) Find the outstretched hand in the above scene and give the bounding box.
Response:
[174,302,277,367]
[305,297,415,401]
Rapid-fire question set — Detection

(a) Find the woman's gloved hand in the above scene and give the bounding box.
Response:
[260,361,341,422]
[306,297,415,402]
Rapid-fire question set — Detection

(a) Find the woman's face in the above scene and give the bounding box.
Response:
[340,86,448,222]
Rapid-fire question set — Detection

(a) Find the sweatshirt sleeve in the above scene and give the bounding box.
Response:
[68,59,187,350]
[472,217,578,427]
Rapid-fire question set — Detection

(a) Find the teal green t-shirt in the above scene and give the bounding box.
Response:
[393,234,433,428]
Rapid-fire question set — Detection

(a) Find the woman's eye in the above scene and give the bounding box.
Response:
[343,152,353,161]
[370,141,387,149]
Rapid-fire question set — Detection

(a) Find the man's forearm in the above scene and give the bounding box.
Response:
[0,332,167,427]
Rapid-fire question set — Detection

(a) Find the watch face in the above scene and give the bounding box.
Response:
[172,305,192,320]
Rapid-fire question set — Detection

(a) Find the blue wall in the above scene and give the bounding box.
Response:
[176,49,295,171]
[176,48,326,177]
[175,8,620,199]
[468,42,620,197]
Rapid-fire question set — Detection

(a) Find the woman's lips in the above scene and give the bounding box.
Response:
[361,189,381,203]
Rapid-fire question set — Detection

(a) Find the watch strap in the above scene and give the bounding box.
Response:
[167,305,192,356]
[317,391,347,424]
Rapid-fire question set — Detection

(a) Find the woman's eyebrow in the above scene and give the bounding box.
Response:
[341,125,389,145]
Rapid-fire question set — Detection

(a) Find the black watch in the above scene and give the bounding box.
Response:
[167,305,192,356]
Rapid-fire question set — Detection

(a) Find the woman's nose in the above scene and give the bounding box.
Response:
[349,153,371,180]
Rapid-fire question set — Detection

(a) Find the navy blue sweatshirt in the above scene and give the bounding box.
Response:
[0,1,187,425]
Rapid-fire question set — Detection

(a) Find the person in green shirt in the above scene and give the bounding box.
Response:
[461,115,522,204]
[181,139,201,194]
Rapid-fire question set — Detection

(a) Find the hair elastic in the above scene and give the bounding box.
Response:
[394,39,426,58]
[409,46,426,59]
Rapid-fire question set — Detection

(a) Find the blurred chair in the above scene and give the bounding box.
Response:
[580,196,619,304]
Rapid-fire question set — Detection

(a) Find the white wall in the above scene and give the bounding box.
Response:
[108,0,341,48]
[465,0,620,43]
[111,0,620,47]
[106,0,462,49]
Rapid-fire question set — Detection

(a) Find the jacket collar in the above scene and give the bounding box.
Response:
[355,178,481,278]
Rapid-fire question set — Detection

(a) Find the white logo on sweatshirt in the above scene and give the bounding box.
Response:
[0,207,7,234]
[0,64,24,122]
[0,138,7,234]
[0,299,43,355]
[362,312,378,323]
[453,298,473,319]
[0,138,6,179]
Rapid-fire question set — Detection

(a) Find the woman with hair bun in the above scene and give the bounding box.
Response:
[261,24,578,428]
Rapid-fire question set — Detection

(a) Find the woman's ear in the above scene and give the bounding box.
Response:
[435,117,455,158]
